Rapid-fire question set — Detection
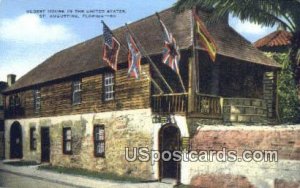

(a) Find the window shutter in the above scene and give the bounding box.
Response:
[93,126,97,156]
[102,74,105,102]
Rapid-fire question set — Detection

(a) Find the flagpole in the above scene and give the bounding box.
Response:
[143,72,164,94]
[177,71,186,93]
[155,13,186,93]
[101,20,164,94]
[125,23,174,93]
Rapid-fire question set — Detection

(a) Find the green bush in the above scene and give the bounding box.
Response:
[270,53,300,123]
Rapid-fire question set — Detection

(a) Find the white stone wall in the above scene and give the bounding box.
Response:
[5,109,154,169]
[5,109,193,179]
[6,109,299,186]
[151,115,190,180]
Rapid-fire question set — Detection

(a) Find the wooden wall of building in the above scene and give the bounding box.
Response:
[219,60,265,98]
[5,64,151,119]
[198,51,267,98]
[150,52,190,94]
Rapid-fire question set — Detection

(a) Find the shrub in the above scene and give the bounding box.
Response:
[270,53,300,123]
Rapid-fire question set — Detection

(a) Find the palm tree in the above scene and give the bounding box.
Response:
[174,0,300,72]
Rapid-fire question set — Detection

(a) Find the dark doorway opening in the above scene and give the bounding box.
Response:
[41,127,50,162]
[159,124,181,181]
[10,121,23,159]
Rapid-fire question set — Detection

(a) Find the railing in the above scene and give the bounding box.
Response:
[194,93,222,118]
[151,93,222,118]
[151,93,188,114]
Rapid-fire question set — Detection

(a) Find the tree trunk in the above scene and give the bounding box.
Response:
[290,31,300,78]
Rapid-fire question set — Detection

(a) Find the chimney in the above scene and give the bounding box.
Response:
[7,74,16,87]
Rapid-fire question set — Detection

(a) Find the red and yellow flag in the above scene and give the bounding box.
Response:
[193,10,217,62]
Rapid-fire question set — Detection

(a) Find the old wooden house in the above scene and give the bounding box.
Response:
[4,8,297,187]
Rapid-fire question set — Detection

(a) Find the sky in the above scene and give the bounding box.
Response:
[0,0,276,82]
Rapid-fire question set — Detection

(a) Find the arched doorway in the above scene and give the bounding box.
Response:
[10,121,23,159]
[159,123,181,181]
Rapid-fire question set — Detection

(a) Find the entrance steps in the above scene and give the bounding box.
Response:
[161,178,177,185]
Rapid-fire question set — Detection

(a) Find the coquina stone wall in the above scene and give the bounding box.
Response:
[181,125,300,187]
[4,121,42,162]
[223,98,267,124]
[263,72,276,119]
[5,108,154,179]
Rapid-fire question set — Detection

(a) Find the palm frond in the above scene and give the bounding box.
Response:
[174,0,300,32]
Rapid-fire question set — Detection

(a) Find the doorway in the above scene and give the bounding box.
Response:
[159,124,181,181]
[10,121,23,159]
[41,127,50,162]
[0,121,5,159]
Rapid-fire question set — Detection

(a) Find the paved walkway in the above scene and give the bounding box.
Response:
[0,170,74,188]
[0,161,173,188]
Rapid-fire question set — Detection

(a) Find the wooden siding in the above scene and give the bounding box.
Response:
[5,64,151,119]
[198,51,267,99]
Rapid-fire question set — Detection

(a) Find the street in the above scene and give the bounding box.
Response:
[0,170,78,188]
[0,161,173,188]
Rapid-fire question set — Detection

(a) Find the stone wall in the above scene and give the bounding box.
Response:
[5,109,154,179]
[181,125,300,187]
[190,126,300,160]
[4,121,41,161]
[223,98,267,124]
[191,174,255,188]
[263,72,276,119]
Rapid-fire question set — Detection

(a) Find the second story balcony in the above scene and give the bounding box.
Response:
[151,93,222,118]
[151,92,268,124]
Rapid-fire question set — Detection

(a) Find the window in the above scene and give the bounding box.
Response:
[30,127,37,150]
[15,95,20,107]
[63,127,72,154]
[104,73,115,101]
[72,81,81,105]
[9,96,14,108]
[9,95,20,108]
[94,125,105,157]
[33,89,41,112]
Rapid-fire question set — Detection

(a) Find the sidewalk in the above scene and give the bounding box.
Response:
[0,161,173,188]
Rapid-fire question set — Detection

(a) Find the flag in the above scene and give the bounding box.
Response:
[102,22,120,71]
[193,11,217,62]
[159,19,181,74]
[126,33,141,79]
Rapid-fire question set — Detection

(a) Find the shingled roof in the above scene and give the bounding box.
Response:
[254,30,292,48]
[5,8,279,93]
